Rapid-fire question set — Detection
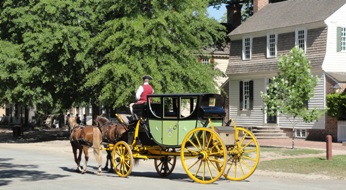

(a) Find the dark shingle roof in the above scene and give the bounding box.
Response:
[229,0,346,36]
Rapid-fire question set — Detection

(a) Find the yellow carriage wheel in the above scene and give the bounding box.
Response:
[154,156,177,177]
[223,127,260,181]
[111,141,133,177]
[180,128,227,184]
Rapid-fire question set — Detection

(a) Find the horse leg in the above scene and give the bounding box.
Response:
[77,148,83,172]
[72,145,82,172]
[94,146,103,175]
[103,150,111,171]
[82,146,89,174]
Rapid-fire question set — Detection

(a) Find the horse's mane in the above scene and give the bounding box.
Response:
[95,115,112,126]
[68,117,79,128]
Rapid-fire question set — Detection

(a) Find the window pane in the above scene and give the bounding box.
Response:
[341,28,346,51]
[297,30,305,50]
[244,38,251,59]
[244,81,250,109]
[202,58,210,64]
[269,34,276,57]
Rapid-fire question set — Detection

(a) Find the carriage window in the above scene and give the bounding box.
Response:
[163,97,178,119]
[180,97,197,119]
[149,97,162,118]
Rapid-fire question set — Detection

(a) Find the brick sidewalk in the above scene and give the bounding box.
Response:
[257,138,346,151]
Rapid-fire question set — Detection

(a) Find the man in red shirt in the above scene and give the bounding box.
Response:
[130,75,154,119]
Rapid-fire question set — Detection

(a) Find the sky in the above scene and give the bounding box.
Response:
[207,3,227,22]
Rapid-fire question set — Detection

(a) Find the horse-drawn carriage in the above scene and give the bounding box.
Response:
[97,93,260,184]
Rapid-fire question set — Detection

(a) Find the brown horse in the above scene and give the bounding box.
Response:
[68,117,103,175]
[94,115,128,171]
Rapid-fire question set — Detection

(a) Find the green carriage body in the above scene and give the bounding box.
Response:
[137,93,226,147]
[111,93,260,184]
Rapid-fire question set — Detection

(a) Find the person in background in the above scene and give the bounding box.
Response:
[82,114,87,125]
[76,114,81,124]
[66,113,70,125]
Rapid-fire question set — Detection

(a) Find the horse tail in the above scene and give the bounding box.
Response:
[93,127,103,166]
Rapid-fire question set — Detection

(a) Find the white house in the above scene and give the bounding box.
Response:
[226,0,346,141]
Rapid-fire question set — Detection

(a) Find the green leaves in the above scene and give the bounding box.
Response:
[261,46,325,123]
[326,93,346,120]
[1,0,225,112]
[86,0,225,108]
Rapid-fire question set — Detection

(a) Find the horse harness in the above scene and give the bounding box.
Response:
[99,122,128,143]
[70,124,96,147]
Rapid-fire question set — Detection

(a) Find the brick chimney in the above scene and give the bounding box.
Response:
[253,0,269,13]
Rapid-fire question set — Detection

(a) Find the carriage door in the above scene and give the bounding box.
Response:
[178,97,198,144]
[162,97,179,145]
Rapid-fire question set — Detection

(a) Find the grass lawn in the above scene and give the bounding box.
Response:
[258,147,346,179]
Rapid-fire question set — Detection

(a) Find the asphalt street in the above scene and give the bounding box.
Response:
[1,140,346,190]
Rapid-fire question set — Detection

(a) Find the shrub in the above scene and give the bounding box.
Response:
[326,93,346,120]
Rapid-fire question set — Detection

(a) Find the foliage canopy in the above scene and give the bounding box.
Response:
[326,93,346,120]
[0,0,227,113]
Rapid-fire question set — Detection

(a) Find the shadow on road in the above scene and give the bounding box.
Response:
[0,128,69,143]
[0,158,69,187]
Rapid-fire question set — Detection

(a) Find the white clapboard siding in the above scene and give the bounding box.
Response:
[323,3,346,72]
[229,78,266,127]
[229,73,326,129]
[277,72,326,129]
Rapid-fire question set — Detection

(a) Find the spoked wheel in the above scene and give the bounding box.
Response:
[154,156,177,177]
[223,127,260,181]
[111,141,133,177]
[180,128,227,184]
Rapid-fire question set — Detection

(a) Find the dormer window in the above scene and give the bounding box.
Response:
[242,37,252,60]
[295,28,307,52]
[267,33,277,58]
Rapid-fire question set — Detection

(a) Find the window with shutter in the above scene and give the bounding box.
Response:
[239,81,243,110]
[337,27,346,52]
[240,80,254,110]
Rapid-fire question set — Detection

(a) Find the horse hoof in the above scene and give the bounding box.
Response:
[78,166,84,171]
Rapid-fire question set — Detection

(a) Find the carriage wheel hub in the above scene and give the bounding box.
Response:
[198,151,208,160]
[116,156,124,163]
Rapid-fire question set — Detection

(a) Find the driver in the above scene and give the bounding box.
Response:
[129,75,154,119]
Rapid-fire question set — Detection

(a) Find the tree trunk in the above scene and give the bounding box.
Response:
[92,103,100,125]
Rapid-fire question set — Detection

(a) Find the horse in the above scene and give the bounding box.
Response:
[68,117,103,175]
[94,115,129,171]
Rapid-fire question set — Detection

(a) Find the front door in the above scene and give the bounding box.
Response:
[266,79,277,124]
[267,113,277,123]
[338,121,346,142]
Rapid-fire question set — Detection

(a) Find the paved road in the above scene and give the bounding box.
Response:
[1,140,346,190]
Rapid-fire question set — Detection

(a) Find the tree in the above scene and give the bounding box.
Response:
[208,0,253,22]
[0,0,98,114]
[1,0,227,116]
[261,47,325,149]
[84,0,226,108]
